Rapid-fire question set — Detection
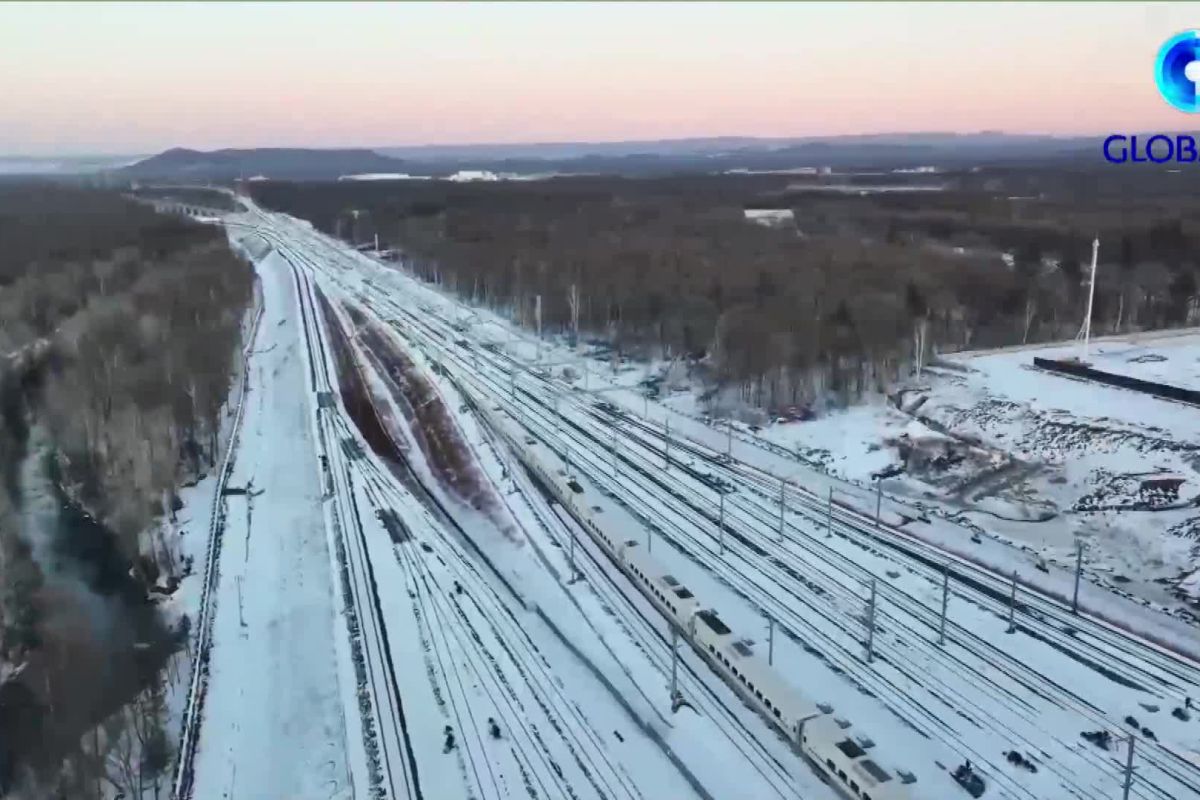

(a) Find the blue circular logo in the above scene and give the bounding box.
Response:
[1156,31,1200,112]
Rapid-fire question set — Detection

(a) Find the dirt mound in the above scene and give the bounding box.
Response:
[340,302,502,519]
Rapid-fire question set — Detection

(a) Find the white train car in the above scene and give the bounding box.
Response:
[690,608,825,736]
[471,398,916,800]
[801,715,912,800]
[620,538,701,622]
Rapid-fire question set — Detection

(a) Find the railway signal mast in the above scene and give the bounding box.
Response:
[865,579,878,663]
[1007,571,1019,633]
[664,419,671,469]
[938,565,950,646]
[1072,539,1085,615]
[1122,734,1137,800]
[826,486,834,537]
[670,627,679,705]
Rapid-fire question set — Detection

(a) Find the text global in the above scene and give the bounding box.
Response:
[1103,134,1200,164]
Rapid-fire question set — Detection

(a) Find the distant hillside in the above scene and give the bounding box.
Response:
[372,133,1100,177]
[0,155,144,176]
[378,132,1097,162]
[119,147,406,181]
[114,134,1108,184]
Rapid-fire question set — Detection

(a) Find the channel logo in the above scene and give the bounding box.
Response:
[1104,32,1200,164]
[1155,30,1200,112]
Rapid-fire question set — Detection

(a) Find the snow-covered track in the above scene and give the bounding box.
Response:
[241,207,1200,800]
[288,251,424,800]
[355,272,1200,799]
[282,239,697,800]
[171,296,265,800]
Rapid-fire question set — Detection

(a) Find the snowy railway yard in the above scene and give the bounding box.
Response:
[173,199,1200,800]
[178,218,827,800]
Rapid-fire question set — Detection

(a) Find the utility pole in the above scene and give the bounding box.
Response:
[767,617,775,666]
[611,431,619,478]
[509,369,515,399]
[565,444,572,479]
[778,478,786,543]
[865,579,877,663]
[237,576,246,629]
[670,627,679,702]
[569,524,576,577]
[718,492,726,554]
[535,294,543,362]
[827,486,834,537]
[664,419,671,470]
[1072,539,1084,615]
[938,565,950,646]
[726,417,733,460]
[1080,237,1100,363]
[1122,735,1136,800]
[1007,570,1019,633]
[554,392,560,440]
[875,480,883,529]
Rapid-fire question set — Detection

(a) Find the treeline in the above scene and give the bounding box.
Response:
[252,170,1200,409]
[0,185,253,561]
[128,185,243,212]
[0,183,252,796]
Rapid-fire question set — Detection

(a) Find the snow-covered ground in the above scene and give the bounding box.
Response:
[184,246,355,798]
[226,201,1200,800]
[1033,333,1200,391]
[716,337,1200,617]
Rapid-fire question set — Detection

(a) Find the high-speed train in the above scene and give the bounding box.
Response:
[473,395,918,800]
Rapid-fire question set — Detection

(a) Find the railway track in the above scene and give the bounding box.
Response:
[286,234,771,800]
[170,293,264,799]
[168,293,261,800]
[289,250,423,800]
[285,237,668,800]
[348,265,1199,798]
[248,210,1200,800]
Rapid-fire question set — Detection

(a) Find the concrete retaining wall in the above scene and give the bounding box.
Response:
[1032,357,1200,406]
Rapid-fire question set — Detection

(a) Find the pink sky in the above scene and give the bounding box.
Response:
[2,2,1198,155]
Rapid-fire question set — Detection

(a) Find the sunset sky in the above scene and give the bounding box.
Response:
[3,1,1198,156]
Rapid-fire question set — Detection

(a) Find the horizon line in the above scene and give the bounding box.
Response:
[7,128,1200,161]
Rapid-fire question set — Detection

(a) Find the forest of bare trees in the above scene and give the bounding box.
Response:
[253,168,1200,410]
[0,185,252,564]
[0,184,252,797]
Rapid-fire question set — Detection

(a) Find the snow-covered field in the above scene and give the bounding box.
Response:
[717,336,1200,617]
[1030,333,1200,391]
[203,200,1200,800]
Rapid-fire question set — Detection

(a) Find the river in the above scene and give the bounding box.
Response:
[0,423,173,793]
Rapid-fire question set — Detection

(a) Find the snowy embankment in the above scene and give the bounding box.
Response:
[184,246,354,798]
[162,235,357,800]
[159,233,264,796]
